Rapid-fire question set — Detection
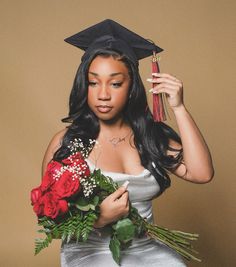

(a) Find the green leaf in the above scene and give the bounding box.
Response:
[37,229,51,234]
[75,196,99,211]
[34,235,52,255]
[75,197,91,211]
[115,218,135,243]
[109,236,121,265]
[91,170,118,194]
[92,195,99,206]
[75,204,91,211]
[38,216,56,228]
[76,197,89,206]
[80,212,98,242]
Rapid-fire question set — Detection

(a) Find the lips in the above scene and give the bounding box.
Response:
[96,105,113,113]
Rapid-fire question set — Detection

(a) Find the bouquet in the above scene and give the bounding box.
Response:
[31,138,201,265]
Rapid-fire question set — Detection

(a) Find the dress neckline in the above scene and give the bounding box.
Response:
[86,159,150,177]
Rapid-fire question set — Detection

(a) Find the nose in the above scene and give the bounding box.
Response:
[98,84,111,100]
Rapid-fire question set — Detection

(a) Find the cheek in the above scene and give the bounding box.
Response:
[114,91,129,108]
[87,89,96,106]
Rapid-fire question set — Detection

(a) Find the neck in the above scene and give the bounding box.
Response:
[97,117,133,148]
[99,118,126,133]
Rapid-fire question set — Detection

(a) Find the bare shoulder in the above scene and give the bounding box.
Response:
[41,128,68,176]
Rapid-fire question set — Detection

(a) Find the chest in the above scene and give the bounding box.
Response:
[88,135,144,175]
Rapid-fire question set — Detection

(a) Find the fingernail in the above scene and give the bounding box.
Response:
[122,181,129,189]
[149,89,158,94]
[146,78,152,82]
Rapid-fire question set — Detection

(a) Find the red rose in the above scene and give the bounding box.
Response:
[42,192,68,219]
[41,161,62,192]
[43,193,68,219]
[61,152,90,178]
[32,192,68,219]
[33,197,44,217]
[52,170,80,198]
[31,186,42,205]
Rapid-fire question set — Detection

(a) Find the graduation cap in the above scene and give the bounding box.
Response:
[65,19,166,122]
[64,19,163,63]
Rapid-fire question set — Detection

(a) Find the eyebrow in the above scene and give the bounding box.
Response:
[88,72,125,77]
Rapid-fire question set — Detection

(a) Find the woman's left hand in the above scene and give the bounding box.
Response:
[147,73,184,111]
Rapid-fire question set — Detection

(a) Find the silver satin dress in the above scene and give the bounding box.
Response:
[61,160,186,267]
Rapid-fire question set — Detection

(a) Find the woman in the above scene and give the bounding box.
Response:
[42,20,214,266]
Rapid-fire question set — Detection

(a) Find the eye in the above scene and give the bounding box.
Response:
[88,81,98,87]
[111,82,123,88]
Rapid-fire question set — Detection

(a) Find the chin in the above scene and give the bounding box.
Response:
[94,112,123,123]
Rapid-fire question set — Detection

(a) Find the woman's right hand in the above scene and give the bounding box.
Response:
[93,184,129,228]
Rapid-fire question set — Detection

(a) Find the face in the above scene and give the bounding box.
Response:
[87,56,131,122]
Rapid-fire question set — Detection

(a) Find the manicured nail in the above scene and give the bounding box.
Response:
[122,181,129,189]
[149,89,159,94]
[146,78,152,82]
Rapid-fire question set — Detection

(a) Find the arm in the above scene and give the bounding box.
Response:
[41,128,68,176]
[148,73,214,183]
[170,106,214,183]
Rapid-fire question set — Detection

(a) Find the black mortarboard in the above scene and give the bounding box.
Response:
[64,19,163,64]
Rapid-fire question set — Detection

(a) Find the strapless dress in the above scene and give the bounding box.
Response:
[60,160,186,266]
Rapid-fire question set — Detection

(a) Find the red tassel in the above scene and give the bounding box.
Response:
[152,51,166,122]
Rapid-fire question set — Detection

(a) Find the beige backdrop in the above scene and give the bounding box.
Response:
[1,0,235,266]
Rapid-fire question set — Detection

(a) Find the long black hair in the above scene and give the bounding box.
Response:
[53,48,183,193]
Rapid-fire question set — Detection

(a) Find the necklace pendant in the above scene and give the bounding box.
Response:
[109,137,125,147]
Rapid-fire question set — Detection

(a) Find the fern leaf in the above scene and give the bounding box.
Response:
[81,212,98,241]
[34,235,52,255]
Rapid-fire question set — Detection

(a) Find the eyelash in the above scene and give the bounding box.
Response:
[88,82,97,87]
[112,82,122,88]
[88,82,123,88]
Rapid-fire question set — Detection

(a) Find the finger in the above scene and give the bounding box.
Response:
[110,186,127,201]
[150,84,178,95]
[151,73,180,82]
[119,191,129,203]
[122,201,130,216]
[152,87,178,97]
[147,77,182,86]
[151,83,181,93]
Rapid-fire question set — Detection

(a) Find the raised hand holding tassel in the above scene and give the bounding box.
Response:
[148,72,184,112]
